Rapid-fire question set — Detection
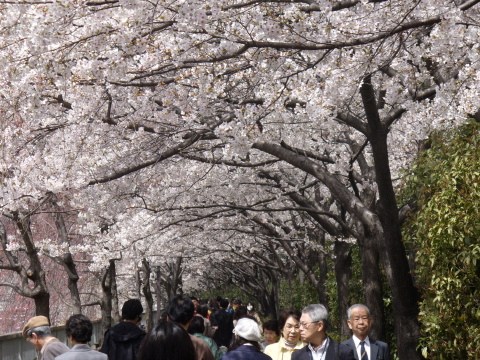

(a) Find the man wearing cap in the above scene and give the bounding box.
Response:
[100,299,146,360]
[22,315,69,360]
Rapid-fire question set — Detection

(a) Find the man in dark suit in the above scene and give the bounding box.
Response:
[292,304,352,360]
[339,304,390,360]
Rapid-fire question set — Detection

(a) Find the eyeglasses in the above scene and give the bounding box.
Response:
[284,323,300,331]
[299,321,319,328]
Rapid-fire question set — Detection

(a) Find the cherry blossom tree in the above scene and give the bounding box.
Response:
[1,1,480,358]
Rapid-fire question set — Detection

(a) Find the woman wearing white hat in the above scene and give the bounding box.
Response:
[222,317,272,360]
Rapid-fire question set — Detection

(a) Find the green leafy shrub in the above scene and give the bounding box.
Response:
[402,121,480,358]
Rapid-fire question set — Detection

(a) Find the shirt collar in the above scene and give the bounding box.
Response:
[352,335,370,347]
[280,337,304,351]
[308,337,328,353]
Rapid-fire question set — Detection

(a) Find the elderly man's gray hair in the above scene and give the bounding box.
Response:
[27,325,51,338]
[302,304,329,323]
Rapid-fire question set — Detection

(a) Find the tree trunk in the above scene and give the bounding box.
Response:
[142,258,154,333]
[334,240,352,339]
[111,261,120,324]
[50,193,82,314]
[360,75,420,359]
[34,292,51,319]
[14,212,52,319]
[315,254,328,305]
[360,232,385,340]
[101,260,116,333]
[155,266,165,318]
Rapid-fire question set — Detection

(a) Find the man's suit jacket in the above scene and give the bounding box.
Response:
[339,338,390,360]
[55,344,108,360]
[291,337,343,360]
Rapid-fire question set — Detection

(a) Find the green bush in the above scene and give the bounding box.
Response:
[401,121,480,358]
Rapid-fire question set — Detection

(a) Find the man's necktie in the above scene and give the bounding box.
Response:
[360,341,368,360]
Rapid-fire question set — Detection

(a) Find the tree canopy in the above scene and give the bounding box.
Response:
[1,1,480,358]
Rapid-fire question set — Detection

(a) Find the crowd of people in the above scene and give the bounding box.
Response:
[22,296,390,360]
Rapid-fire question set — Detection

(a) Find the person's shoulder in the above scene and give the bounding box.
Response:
[44,338,70,354]
[370,338,389,349]
[291,345,308,359]
[95,351,109,360]
[339,337,354,346]
[264,341,279,354]
[55,351,108,360]
[54,353,68,360]
[239,345,271,360]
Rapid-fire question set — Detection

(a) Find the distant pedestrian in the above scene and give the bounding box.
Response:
[211,298,234,347]
[188,315,222,360]
[166,294,215,360]
[137,320,195,360]
[100,299,146,360]
[22,315,69,360]
[197,304,215,338]
[55,314,107,360]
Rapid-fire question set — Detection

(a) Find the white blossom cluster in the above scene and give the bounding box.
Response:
[0,0,478,309]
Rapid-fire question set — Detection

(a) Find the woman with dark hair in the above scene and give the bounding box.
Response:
[264,309,304,360]
[222,317,272,360]
[137,320,195,360]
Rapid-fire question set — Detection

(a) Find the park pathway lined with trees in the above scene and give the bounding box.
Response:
[0,1,479,358]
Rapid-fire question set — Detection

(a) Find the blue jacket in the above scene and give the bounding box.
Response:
[222,344,272,360]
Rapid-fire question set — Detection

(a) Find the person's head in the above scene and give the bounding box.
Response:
[122,299,143,322]
[233,305,248,321]
[231,317,263,351]
[187,315,206,335]
[166,294,195,328]
[65,314,93,344]
[262,319,280,345]
[138,320,195,360]
[232,298,242,311]
[219,298,229,310]
[279,309,301,344]
[22,316,52,351]
[197,304,209,318]
[190,296,199,311]
[246,302,254,312]
[299,304,329,346]
[347,304,372,341]
[209,298,219,311]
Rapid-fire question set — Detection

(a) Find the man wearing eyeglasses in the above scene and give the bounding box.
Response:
[292,304,354,360]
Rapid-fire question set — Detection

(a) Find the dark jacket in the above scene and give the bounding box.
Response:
[210,309,234,347]
[291,337,348,360]
[100,322,146,360]
[339,338,390,360]
[222,344,272,360]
